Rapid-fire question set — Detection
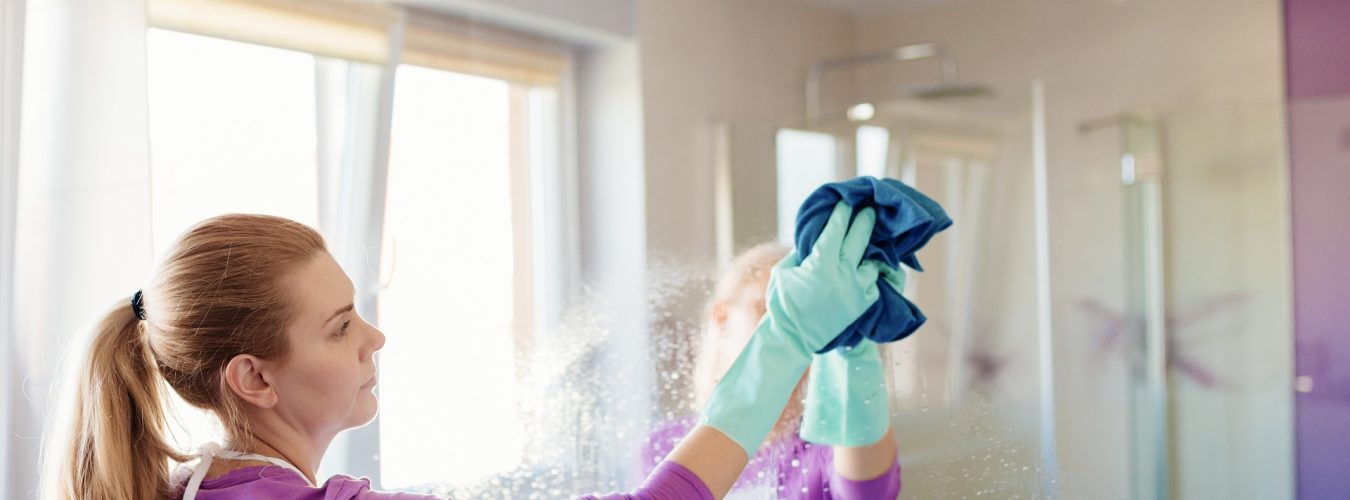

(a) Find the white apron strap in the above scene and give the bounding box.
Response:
[181,442,315,500]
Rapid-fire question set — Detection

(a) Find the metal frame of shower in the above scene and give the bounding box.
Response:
[1080,111,1172,500]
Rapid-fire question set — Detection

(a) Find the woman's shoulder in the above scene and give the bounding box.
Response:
[172,465,443,499]
[320,472,445,499]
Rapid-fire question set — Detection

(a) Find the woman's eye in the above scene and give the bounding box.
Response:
[337,320,351,337]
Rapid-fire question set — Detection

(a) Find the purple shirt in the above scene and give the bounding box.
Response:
[613,417,902,500]
[576,460,716,500]
[173,418,900,500]
[171,466,439,499]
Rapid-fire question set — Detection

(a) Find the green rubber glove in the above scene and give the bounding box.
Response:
[800,264,904,447]
[700,201,882,458]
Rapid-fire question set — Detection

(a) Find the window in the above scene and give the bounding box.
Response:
[776,128,840,245]
[856,125,890,178]
[140,1,572,490]
[146,29,321,257]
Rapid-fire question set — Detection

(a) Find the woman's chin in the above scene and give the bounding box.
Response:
[349,394,380,427]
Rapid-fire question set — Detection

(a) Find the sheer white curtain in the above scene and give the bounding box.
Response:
[2,0,27,497]
[11,0,153,498]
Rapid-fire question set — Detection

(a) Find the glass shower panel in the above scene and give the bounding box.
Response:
[1122,115,1170,500]
[1161,101,1292,500]
[1080,112,1171,500]
[1070,100,1294,500]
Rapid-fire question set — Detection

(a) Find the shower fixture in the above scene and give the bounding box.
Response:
[805,42,991,126]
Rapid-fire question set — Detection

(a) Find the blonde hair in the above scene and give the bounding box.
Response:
[42,214,327,500]
[692,242,791,406]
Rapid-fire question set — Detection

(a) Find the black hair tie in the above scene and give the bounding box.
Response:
[130,290,147,320]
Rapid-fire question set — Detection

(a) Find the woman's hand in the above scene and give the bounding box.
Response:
[764,201,882,354]
[698,200,881,459]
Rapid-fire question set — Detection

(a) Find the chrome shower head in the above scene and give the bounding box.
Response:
[905,81,993,100]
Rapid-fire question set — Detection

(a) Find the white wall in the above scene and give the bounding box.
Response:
[636,0,857,266]
[631,0,860,418]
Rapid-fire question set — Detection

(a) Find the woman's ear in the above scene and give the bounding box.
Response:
[223,354,278,409]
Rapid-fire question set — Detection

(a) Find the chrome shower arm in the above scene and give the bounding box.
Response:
[805,42,955,126]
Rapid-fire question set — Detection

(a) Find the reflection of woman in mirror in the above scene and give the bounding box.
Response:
[639,243,901,499]
[42,202,893,499]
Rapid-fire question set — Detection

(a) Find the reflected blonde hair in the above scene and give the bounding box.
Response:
[692,242,791,406]
[41,214,327,500]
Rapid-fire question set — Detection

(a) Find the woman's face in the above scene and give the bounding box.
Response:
[711,273,807,435]
[712,276,771,378]
[272,251,386,437]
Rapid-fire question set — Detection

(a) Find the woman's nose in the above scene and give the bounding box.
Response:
[365,321,387,359]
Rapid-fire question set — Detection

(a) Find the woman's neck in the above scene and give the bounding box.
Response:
[227,421,333,485]
[246,438,316,484]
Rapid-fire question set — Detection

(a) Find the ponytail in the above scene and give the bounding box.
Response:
[44,300,188,500]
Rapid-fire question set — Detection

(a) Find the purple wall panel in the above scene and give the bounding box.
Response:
[1286,0,1350,99]
[1289,97,1350,499]
[1286,0,1350,497]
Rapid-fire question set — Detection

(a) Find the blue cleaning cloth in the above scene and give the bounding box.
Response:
[794,176,952,352]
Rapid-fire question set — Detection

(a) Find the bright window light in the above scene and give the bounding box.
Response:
[377,64,524,488]
[857,125,890,178]
[776,128,839,245]
[145,29,320,258]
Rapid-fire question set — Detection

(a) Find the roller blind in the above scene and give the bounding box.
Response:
[148,0,400,64]
[147,0,568,85]
[401,9,567,86]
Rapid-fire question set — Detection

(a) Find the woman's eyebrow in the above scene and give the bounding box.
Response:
[325,303,355,325]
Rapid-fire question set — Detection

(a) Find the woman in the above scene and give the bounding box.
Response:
[41,200,885,499]
[641,243,899,499]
